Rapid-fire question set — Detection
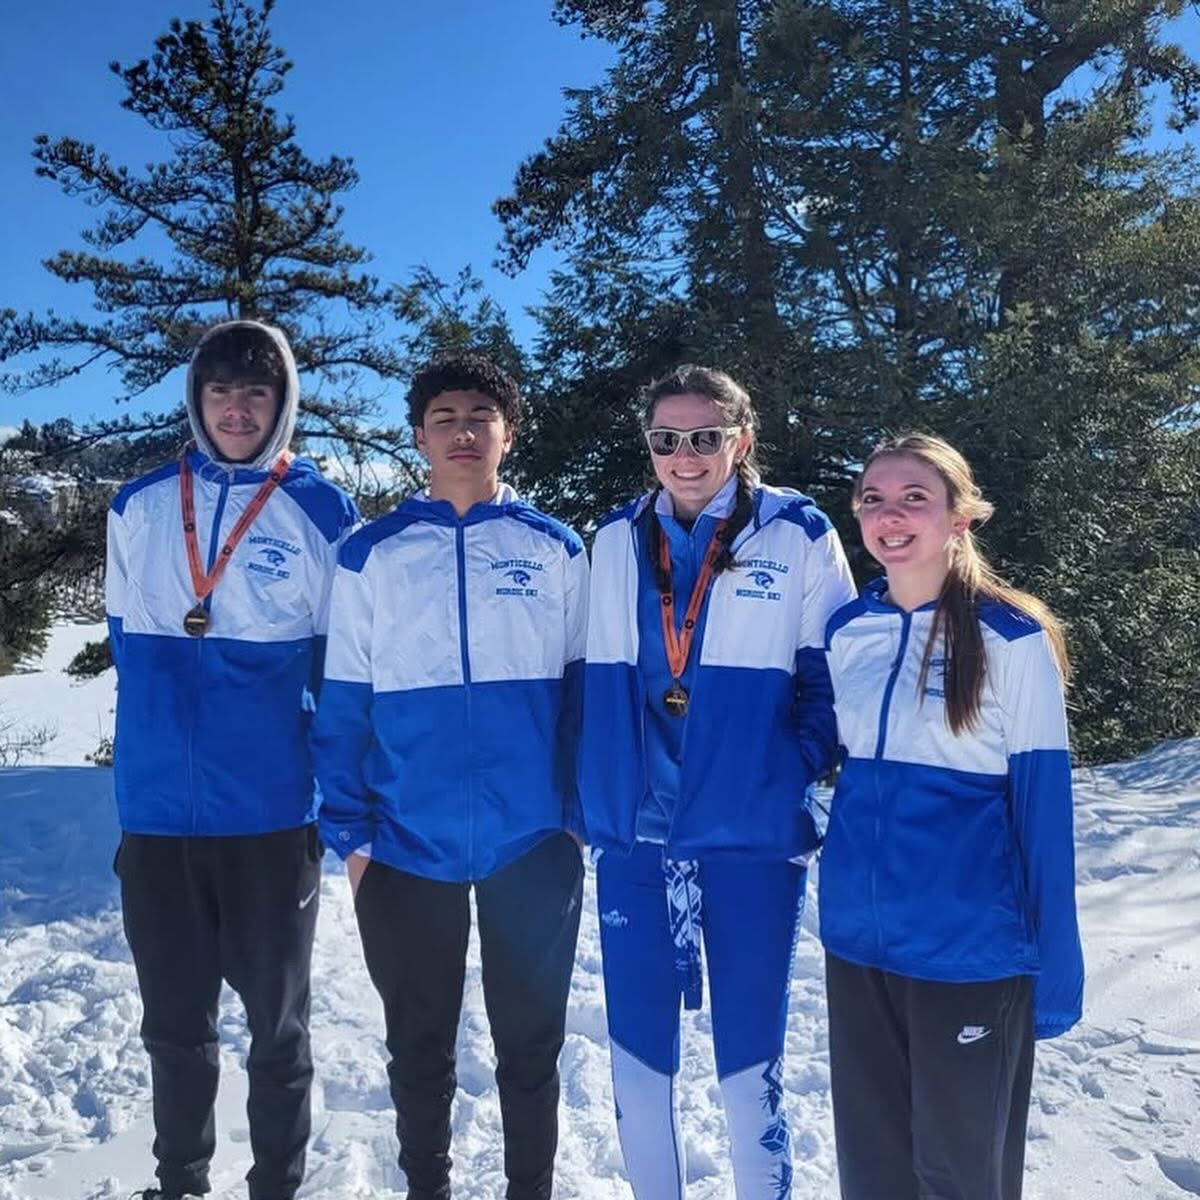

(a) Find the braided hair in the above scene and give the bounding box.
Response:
[640,365,762,591]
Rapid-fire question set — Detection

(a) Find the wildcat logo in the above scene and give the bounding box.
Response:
[246,535,300,581]
[736,563,783,601]
[246,542,295,580]
[492,558,542,598]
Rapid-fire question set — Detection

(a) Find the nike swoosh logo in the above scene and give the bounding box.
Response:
[298,886,319,910]
[957,1029,992,1045]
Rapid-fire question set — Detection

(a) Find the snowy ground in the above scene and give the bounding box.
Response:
[0,623,1197,1199]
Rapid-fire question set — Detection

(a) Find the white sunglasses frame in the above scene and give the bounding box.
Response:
[643,425,742,457]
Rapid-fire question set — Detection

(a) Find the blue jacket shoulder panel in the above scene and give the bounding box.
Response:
[754,486,833,542]
[500,503,585,558]
[338,502,428,573]
[825,595,871,651]
[279,459,359,543]
[596,497,645,533]
[111,460,180,516]
[978,598,1044,643]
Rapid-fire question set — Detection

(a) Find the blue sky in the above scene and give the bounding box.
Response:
[0,1,614,430]
[1,3,1197,434]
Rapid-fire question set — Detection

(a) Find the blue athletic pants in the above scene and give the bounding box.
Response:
[597,843,806,1199]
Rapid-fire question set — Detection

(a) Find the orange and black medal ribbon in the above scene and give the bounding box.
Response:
[179,449,293,636]
[657,519,727,717]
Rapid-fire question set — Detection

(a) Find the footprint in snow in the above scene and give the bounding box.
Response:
[1156,1152,1200,1195]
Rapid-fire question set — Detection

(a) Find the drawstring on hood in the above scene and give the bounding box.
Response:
[186,320,300,470]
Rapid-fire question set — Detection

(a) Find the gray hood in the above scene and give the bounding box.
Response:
[186,320,300,470]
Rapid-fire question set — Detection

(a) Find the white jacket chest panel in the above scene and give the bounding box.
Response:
[699,524,809,672]
[367,519,568,692]
[120,478,320,642]
[586,519,641,666]
[831,613,1008,775]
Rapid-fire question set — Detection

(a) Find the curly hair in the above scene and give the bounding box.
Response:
[406,352,523,431]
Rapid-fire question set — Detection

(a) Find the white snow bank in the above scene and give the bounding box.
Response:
[0,623,1196,1198]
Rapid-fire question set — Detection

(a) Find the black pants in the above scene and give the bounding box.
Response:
[117,826,322,1200]
[826,953,1035,1200]
[355,832,584,1200]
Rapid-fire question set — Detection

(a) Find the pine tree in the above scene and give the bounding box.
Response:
[499,0,1200,759]
[496,0,850,519]
[0,0,409,467]
[0,0,431,659]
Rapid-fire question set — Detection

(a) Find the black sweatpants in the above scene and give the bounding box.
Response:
[117,825,322,1200]
[354,832,584,1200]
[825,952,1035,1200]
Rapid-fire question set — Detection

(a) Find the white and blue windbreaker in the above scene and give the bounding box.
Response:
[311,486,589,883]
[579,484,856,860]
[820,578,1085,1039]
[105,323,358,837]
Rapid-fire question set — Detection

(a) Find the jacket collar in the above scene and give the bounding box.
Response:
[860,575,940,614]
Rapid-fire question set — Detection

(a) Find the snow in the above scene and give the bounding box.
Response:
[1,623,1197,1199]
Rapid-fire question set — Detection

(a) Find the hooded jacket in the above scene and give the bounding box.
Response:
[311,487,589,883]
[105,321,358,836]
[579,484,856,861]
[819,579,1085,1039]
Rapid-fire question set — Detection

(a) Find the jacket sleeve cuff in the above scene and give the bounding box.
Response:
[1034,1011,1080,1040]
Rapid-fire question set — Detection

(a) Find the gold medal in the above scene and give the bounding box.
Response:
[656,517,727,724]
[664,683,689,717]
[183,604,210,637]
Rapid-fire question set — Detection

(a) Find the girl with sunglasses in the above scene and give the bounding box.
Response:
[579,365,856,1198]
[820,434,1083,1200]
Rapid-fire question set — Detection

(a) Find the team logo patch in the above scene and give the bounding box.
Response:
[491,558,543,597]
[245,535,301,580]
[925,656,946,699]
[735,557,788,601]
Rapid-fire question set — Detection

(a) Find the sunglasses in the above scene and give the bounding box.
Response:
[644,426,740,457]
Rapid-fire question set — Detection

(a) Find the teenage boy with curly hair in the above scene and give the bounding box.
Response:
[312,352,587,1200]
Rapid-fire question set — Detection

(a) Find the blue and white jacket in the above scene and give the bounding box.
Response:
[311,486,588,883]
[580,482,856,861]
[820,578,1085,1039]
[105,323,358,837]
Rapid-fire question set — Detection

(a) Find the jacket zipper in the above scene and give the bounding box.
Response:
[873,612,910,760]
[190,470,229,834]
[666,521,716,858]
[455,522,475,879]
[871,610,911,956]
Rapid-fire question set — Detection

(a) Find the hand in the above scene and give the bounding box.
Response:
[347,852,369,896]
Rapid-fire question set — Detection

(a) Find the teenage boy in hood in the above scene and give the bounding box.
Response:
[312,352,587,1200]
[105,320,358,1200]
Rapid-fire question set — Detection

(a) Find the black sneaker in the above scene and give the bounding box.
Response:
[133,1189,204,1199]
